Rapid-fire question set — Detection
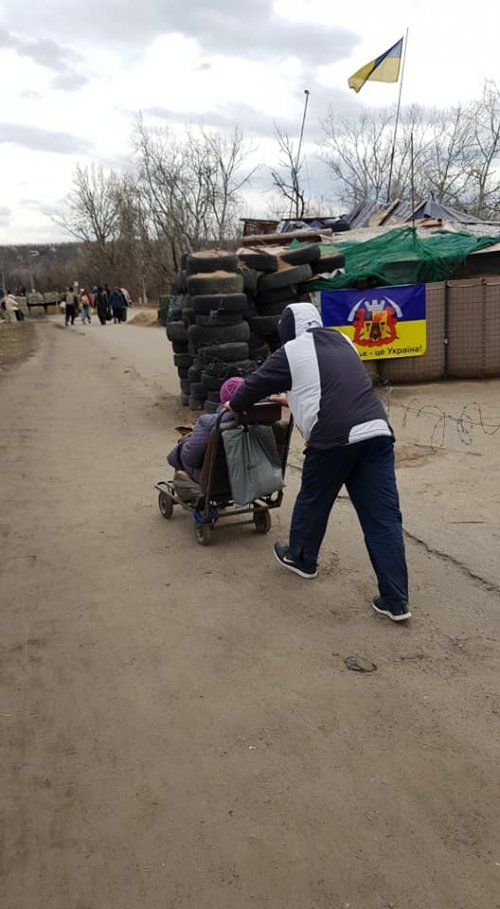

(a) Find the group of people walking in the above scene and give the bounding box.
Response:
[64,285,130,327]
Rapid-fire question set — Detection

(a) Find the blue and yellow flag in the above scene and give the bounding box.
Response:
[320,284,427,361]
[348,37,403,93]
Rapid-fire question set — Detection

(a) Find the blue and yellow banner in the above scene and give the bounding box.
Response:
[348,37,403,93]
[320,284,427,360]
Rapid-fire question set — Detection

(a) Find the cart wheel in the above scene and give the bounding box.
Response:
[158,490,174,519]
[253,508,271,534]
[194,522,212,545]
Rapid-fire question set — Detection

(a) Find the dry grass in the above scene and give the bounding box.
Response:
[128,308,160,327]
[188,269,237,280]
[190,249,233,259]
[0,321,36,375]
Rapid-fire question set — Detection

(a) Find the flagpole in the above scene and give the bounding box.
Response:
[386,27,409,204]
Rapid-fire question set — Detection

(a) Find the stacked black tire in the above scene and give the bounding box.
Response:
[170,250,258,413]
[166,310,191,406]
[166,242,346,409]
[163,258,187,403]
[241,243,324,354]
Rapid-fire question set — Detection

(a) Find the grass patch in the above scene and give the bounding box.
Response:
[0,321,37,375]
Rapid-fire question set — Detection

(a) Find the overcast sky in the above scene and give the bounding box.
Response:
[1,0,498,243]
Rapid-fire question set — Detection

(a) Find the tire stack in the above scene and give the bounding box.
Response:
[184,251,252,413]
[309,248,345,277]
[165,292,191,406]
[240,243,323,354]
[166,241,347,408]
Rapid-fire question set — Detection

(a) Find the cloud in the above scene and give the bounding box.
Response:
[144,78,359,141]
[143,102,296,138]
[20,199,64,216]
[0,26,11,48]
[0,205,11,227]
[16,199,62,217]
[37,202,64,217]
[0,24,88,93]
[97,152,133,171]
[3,1,359,67]
[51,72,89,92]
[21,90,42,100]
[19,36,79,72]
[0,25,79,73]
[0,124,92,154]
[291,79,361,138]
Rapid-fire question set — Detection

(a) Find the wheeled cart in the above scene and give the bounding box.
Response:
[155,402,293,545]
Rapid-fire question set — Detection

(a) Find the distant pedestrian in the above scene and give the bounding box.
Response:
[3,292,24,322]
[79,288,91,324]
[95,287,108,326]
[109,287,126,323]
[120,288,131,321]
[65,287,77,326]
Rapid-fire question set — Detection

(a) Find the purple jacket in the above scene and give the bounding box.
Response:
[167,412,230,482]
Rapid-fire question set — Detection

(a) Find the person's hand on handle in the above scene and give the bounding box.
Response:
[268,393,289,407]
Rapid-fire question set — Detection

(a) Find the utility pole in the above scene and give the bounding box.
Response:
[296,89,310,178]
[289,89,310,218]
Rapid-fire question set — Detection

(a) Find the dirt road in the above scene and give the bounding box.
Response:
[1,319,499,909]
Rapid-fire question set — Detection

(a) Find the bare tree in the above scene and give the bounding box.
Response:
[319,106,429,207]
[133,117,197,275]
[133,117,257,283]
[418,105,474,205]
[55,164,122,249]
[56,119,257,301]
[201,126,259,241]
[320,108,390,205]
[464,81,500,217]
[55,164,143,294]
[406,87,500,217]
[319,82,500,219]
[269,126,307,218]
[0,243,84,294]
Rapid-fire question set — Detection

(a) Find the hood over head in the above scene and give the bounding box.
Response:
[278,302,323,344]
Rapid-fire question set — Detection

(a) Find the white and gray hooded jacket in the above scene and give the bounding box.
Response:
[230,302,392,448]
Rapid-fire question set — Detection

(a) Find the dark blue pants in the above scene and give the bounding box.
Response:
[289,436,408,607]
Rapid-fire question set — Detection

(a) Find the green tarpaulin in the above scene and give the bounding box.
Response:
[307,226,500,290]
